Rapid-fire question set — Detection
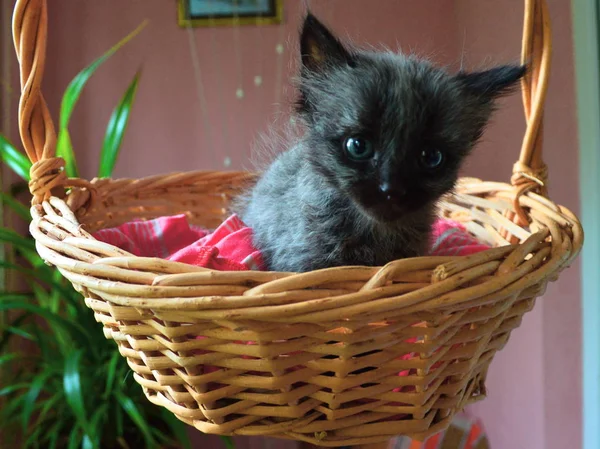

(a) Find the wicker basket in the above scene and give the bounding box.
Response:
[11,0,583,447]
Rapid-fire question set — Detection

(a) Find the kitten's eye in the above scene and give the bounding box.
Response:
[420,149,444,170]
[344,136,374,161]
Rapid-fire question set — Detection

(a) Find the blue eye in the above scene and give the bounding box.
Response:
[344,136,374,161]
[420,149,444,169]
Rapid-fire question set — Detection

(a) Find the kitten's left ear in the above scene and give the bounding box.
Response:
[456,64,527,99]
[300,12,353,72]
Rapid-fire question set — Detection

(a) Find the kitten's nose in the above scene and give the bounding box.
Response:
[379,182,406,201]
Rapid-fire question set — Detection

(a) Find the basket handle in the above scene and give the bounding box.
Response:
[12,0,63,205]
[12,0,551,208]
[512,0,552,222]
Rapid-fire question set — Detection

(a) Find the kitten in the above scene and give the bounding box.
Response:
[234,13,525,273]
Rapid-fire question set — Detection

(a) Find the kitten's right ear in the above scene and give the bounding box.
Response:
[300,12,352,72]
[456,64,527,100]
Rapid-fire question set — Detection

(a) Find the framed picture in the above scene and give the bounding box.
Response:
[177,0,283,27]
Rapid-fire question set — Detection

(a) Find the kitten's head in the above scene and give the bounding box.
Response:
[296,13,526,224]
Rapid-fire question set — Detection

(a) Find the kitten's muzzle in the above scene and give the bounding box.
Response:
[378,182,406,202]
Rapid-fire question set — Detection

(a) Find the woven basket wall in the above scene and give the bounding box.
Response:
[11,0,583,447]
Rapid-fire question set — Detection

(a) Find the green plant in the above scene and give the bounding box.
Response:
[0,23,198,449]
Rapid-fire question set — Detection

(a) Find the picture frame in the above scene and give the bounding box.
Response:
[177,0,283,27]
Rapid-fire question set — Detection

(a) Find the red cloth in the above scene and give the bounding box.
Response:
[94,215,488,272]
[94,214,266,271]
[430,219,490,256]
[94,214,206,258]
[387,412,489,448]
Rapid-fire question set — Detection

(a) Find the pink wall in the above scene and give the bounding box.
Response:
[43,0,457,181]
[7,0,580,448]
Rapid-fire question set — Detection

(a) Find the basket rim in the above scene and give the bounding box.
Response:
[28,175,583,321]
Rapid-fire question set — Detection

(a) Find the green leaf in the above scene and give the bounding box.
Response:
[0,192,31,221]
[0,262,80,310]
[21,370,52,430]
[82,434,95,449]
[0,227,36,250]
[0,312,31,352]
[0,352,19,366]
[57,20,147,179]
[56,130,78,178]
[59,21,147,131]
[114,401,124,439]
[0,391,27,424]
[31,321,54,361]
[23,424,43,449]
[36,392,63,427]
[31,283,51,309]
[63,350,90,434]
[0,134,31,180]
[47,421,63,449]
[0,293,31,302]
[0,226,45,268]
[115,391,156,448]
[103,351,121,399]
[151,428,171,445]
[98,71,141,178]
[160,409,192,449]
[0,299,90,345]
[19,247,46,269]
[221,436,236,449]
[2,324,36,341]
[0,382,29,396]
[87,404,108,449]
[48,269,62,312]
[67,427,81,449]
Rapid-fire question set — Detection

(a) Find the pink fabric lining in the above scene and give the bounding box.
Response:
[94,214,266,271]
[94,214,488,270]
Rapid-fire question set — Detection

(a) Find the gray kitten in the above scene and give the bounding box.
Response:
[234,13,525,273]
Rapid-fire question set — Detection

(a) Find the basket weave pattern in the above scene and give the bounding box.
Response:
[12,0,583,446]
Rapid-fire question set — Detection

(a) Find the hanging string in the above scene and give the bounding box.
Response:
[253,1,265,126]
[185,8,217,168]
[254,4,265,87]
[222,0,245,168]
[232,0,244,99]
[246,2,270,167]
[272,5,287,119]
[206,0,230,167]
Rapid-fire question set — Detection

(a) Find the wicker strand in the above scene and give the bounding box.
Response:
[12,0,58,202]
[512,0,552,222]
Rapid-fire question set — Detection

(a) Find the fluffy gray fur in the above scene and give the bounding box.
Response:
[233,12,525,273]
